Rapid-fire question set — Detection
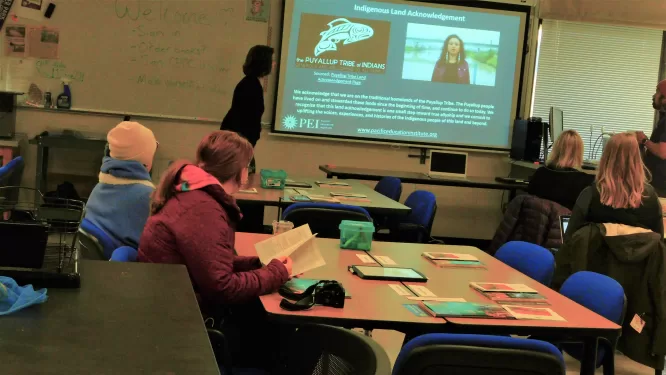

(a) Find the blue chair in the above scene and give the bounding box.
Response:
[374,177,402,201]
[0,156,24,203]
[110,246,138,262]
[394,333,565,375]
[79,218,116,259]
[558,271,626,374]
[282,203,371,239]
[496,241,555,286]
[0,156,24,182]
[372,177,402,231]
[385,190,436,243]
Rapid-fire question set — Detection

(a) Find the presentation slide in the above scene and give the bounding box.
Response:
[274,0,527,149]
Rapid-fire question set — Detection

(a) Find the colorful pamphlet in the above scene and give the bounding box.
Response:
[470,282,538,294]
[419,301,514,319]
[422,252,479,261]
[483,292,550,305]
[504,305,565,321]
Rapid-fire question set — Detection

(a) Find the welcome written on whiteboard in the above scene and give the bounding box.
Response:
[114,0,233,26]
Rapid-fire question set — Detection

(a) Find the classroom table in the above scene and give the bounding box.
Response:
[0,260,219,375]
[318,164,528,193]
[237,232,620,375]
[235,175,411,216]
[365,242,621,375]
[235,233,443,332]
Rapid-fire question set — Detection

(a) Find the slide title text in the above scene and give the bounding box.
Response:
[353,4,466,22]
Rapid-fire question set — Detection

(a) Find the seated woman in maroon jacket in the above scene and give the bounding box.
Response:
[431,34,470,85]
[138,131,291,369]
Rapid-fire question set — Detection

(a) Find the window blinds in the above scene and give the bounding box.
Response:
[531,20,663,160]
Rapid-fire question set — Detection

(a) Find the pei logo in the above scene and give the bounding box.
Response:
[282,115,322,129]
[282,115,298,129]
[314,18,374,57]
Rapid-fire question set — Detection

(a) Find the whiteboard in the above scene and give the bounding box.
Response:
[0,0,271,122]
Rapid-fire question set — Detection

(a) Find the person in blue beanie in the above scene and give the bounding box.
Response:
[84,121,158,250]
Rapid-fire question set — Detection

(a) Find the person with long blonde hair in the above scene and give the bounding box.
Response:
[565,132,663,239]
[528,129,594,209]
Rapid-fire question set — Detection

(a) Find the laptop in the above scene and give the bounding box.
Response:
[559,215,570,242]
[428,150,468,180]
[0,221,49,269]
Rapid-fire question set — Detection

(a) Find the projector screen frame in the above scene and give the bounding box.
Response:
[271,0,538,152]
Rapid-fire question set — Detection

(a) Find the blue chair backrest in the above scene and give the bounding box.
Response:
[496,241,555,286]
[374,177,402,202]
[393,333,565,375]
[80,218,116,259]
[560,271,625,324]
[558,271,625,368]
[0,156,24,182]
[282,203,371,239]
[110,246,138,262]
[403,190,437,230]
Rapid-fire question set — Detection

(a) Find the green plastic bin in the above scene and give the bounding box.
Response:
[260,169,287,189]
[339,220,375,251]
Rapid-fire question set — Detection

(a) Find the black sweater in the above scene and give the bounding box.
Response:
[527,165,595,210]
[220,76,264,147]
[565,184,664,240]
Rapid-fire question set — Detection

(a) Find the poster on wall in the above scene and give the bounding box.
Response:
[246,0,270,23]
[15,0,43,21]
[4,25,25,57]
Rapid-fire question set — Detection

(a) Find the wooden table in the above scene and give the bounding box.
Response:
[235,176,411,216]
[235,233,443,332]
[0,261,219,375]
[366,242,621,375]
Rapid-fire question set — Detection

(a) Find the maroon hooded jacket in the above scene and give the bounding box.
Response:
[138,183,288,314]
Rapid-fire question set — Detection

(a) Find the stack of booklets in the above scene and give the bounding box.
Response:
[470,282,549,305]
[422,252,485,268]
[419,301,565,321]
[420,301,513,319]
[316,181,351,189]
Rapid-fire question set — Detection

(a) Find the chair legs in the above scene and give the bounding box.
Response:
[601,345,615,375]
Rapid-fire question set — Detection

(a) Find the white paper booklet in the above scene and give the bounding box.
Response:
[254,224,326,276]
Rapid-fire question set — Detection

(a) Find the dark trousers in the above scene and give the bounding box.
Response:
[216,299,293,372]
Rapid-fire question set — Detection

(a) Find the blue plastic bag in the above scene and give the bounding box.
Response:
[0,276,48,315]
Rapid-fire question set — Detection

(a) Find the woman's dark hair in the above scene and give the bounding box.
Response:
[437,34,466,63]
[151,131,254,214]
[243,45,274,78]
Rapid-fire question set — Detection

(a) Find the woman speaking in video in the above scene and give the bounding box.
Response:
[431,34,470,85]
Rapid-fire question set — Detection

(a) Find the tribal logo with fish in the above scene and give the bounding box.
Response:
[314,18,374,57]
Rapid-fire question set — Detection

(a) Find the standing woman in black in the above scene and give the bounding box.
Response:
[221,45,274,174]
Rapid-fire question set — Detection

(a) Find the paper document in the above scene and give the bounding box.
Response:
[27,26,60,59]
[254,224,326,276]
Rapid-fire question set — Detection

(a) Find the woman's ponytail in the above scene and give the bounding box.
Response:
[150,160,190,215]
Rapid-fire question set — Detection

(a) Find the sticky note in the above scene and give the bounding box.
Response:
[356,254,375,263]
[389,284,412,296]
[406,285,436,298]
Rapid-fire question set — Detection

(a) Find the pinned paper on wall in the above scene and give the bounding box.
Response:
[6,58,35,94]
[245,0,269,23]
[27,26,59,59]
[4,25,25,57]
[14,0,44,21]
